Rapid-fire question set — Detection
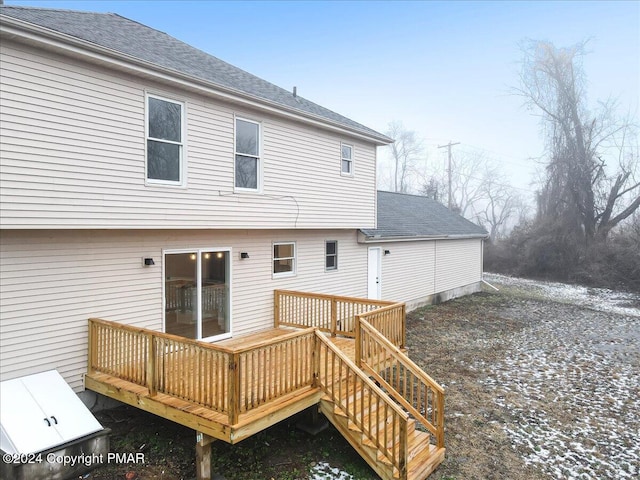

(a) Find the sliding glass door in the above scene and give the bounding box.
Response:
[164,249,231,341]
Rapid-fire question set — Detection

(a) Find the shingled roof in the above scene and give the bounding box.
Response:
[361,191,488,239]
[0,5,391,144]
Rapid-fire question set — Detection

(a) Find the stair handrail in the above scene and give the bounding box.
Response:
[356,317,445,449]
[315,331,409,479]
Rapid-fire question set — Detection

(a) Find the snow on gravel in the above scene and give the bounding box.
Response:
[485,272,640,317]
[481,274,640,479]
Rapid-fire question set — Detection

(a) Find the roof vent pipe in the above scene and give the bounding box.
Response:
[293,86,297,98]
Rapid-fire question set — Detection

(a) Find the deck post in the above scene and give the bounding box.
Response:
[87,319,96,375]
[146,333,156,396]
[354,315,362,368]
[312,332,319,388]
[399,419,408,480]
[274,290,280,328]
[229,352,240,425]
[401,304,406,349]
[436,390,445,448]
[195,432,215,480]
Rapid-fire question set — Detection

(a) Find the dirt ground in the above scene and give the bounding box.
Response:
[91,277,639,480]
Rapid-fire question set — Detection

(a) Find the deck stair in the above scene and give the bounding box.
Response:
[316,332,444,480]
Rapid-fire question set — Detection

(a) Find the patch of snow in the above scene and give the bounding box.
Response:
[485,273,640,317]
[309,461,355,480]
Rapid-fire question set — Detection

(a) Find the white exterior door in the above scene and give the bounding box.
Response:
[368,247,382,300]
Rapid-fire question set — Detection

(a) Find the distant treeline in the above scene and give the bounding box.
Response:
[484,216,640,293]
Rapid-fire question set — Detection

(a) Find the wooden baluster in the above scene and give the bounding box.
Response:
[147,333,157,396]
[331,298,337,336]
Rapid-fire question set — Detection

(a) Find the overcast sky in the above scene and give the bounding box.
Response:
[7,0,640,202]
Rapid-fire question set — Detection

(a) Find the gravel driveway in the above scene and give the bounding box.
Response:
[416,274,639,480]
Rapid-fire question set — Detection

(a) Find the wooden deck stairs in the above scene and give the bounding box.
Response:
[315,331,445,480]
[85,290,445,480]
[321,399,443,480]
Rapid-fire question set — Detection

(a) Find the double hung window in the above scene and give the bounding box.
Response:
[341,143,353,175]
[325,241,338,271]
[273,242,296,277]
[235,118,261,190]
[147,95,184,184]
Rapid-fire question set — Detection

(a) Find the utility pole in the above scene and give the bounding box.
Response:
[438,141,460,210]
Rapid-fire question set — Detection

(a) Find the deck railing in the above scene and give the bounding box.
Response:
[88,318,316,424]
[316,333,408,479]
[153,334,231,415]
[274,290,404,346]
[356,302,406,349]
[233,329,316,418]
[356,318,445,448]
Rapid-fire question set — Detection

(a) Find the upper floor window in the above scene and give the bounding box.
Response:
[235,117,261,191]
[273,242,296,277]
[341,143,353,175]
[146,94,184,185]
[325,241,338,271]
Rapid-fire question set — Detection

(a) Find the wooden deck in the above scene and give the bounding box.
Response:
[85,290,444,480]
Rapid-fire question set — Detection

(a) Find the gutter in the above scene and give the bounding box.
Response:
[357,232,489,244]
[0,15,392,146]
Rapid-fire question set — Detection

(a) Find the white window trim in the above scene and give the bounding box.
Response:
[234,116,263,193]
[273,241,296,278]
[162,247,233,342]
[341,142,354,177]
[145,92,187,187]
[325,240,338,272]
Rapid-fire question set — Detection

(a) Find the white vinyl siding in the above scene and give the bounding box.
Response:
[434,239,482,292]
[0,229,368,392]
[380,242,436,303]
[0,41,376,230]
[379,238,483,309]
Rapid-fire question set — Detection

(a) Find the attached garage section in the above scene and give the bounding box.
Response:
[361,191,487,310]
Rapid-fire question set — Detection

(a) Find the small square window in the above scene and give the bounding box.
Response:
[341,143,353,175]
[274,242,296,276]
[325,241,338,271]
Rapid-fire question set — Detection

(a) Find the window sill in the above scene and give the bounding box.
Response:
[146,179,187,188]
[273,272,296,279]
[234,187,263,194]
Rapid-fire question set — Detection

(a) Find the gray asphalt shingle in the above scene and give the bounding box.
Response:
[362,191,488,238]
[0,5,390,143]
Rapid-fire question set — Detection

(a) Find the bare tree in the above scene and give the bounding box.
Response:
[517,40,640,244]
[476,176,522,242]
[385,121,424,193]
[449,151,498,218]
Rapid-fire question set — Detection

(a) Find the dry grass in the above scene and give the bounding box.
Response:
[405,292,546,480]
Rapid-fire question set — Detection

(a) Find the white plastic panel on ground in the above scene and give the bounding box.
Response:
[0,370,103,454]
